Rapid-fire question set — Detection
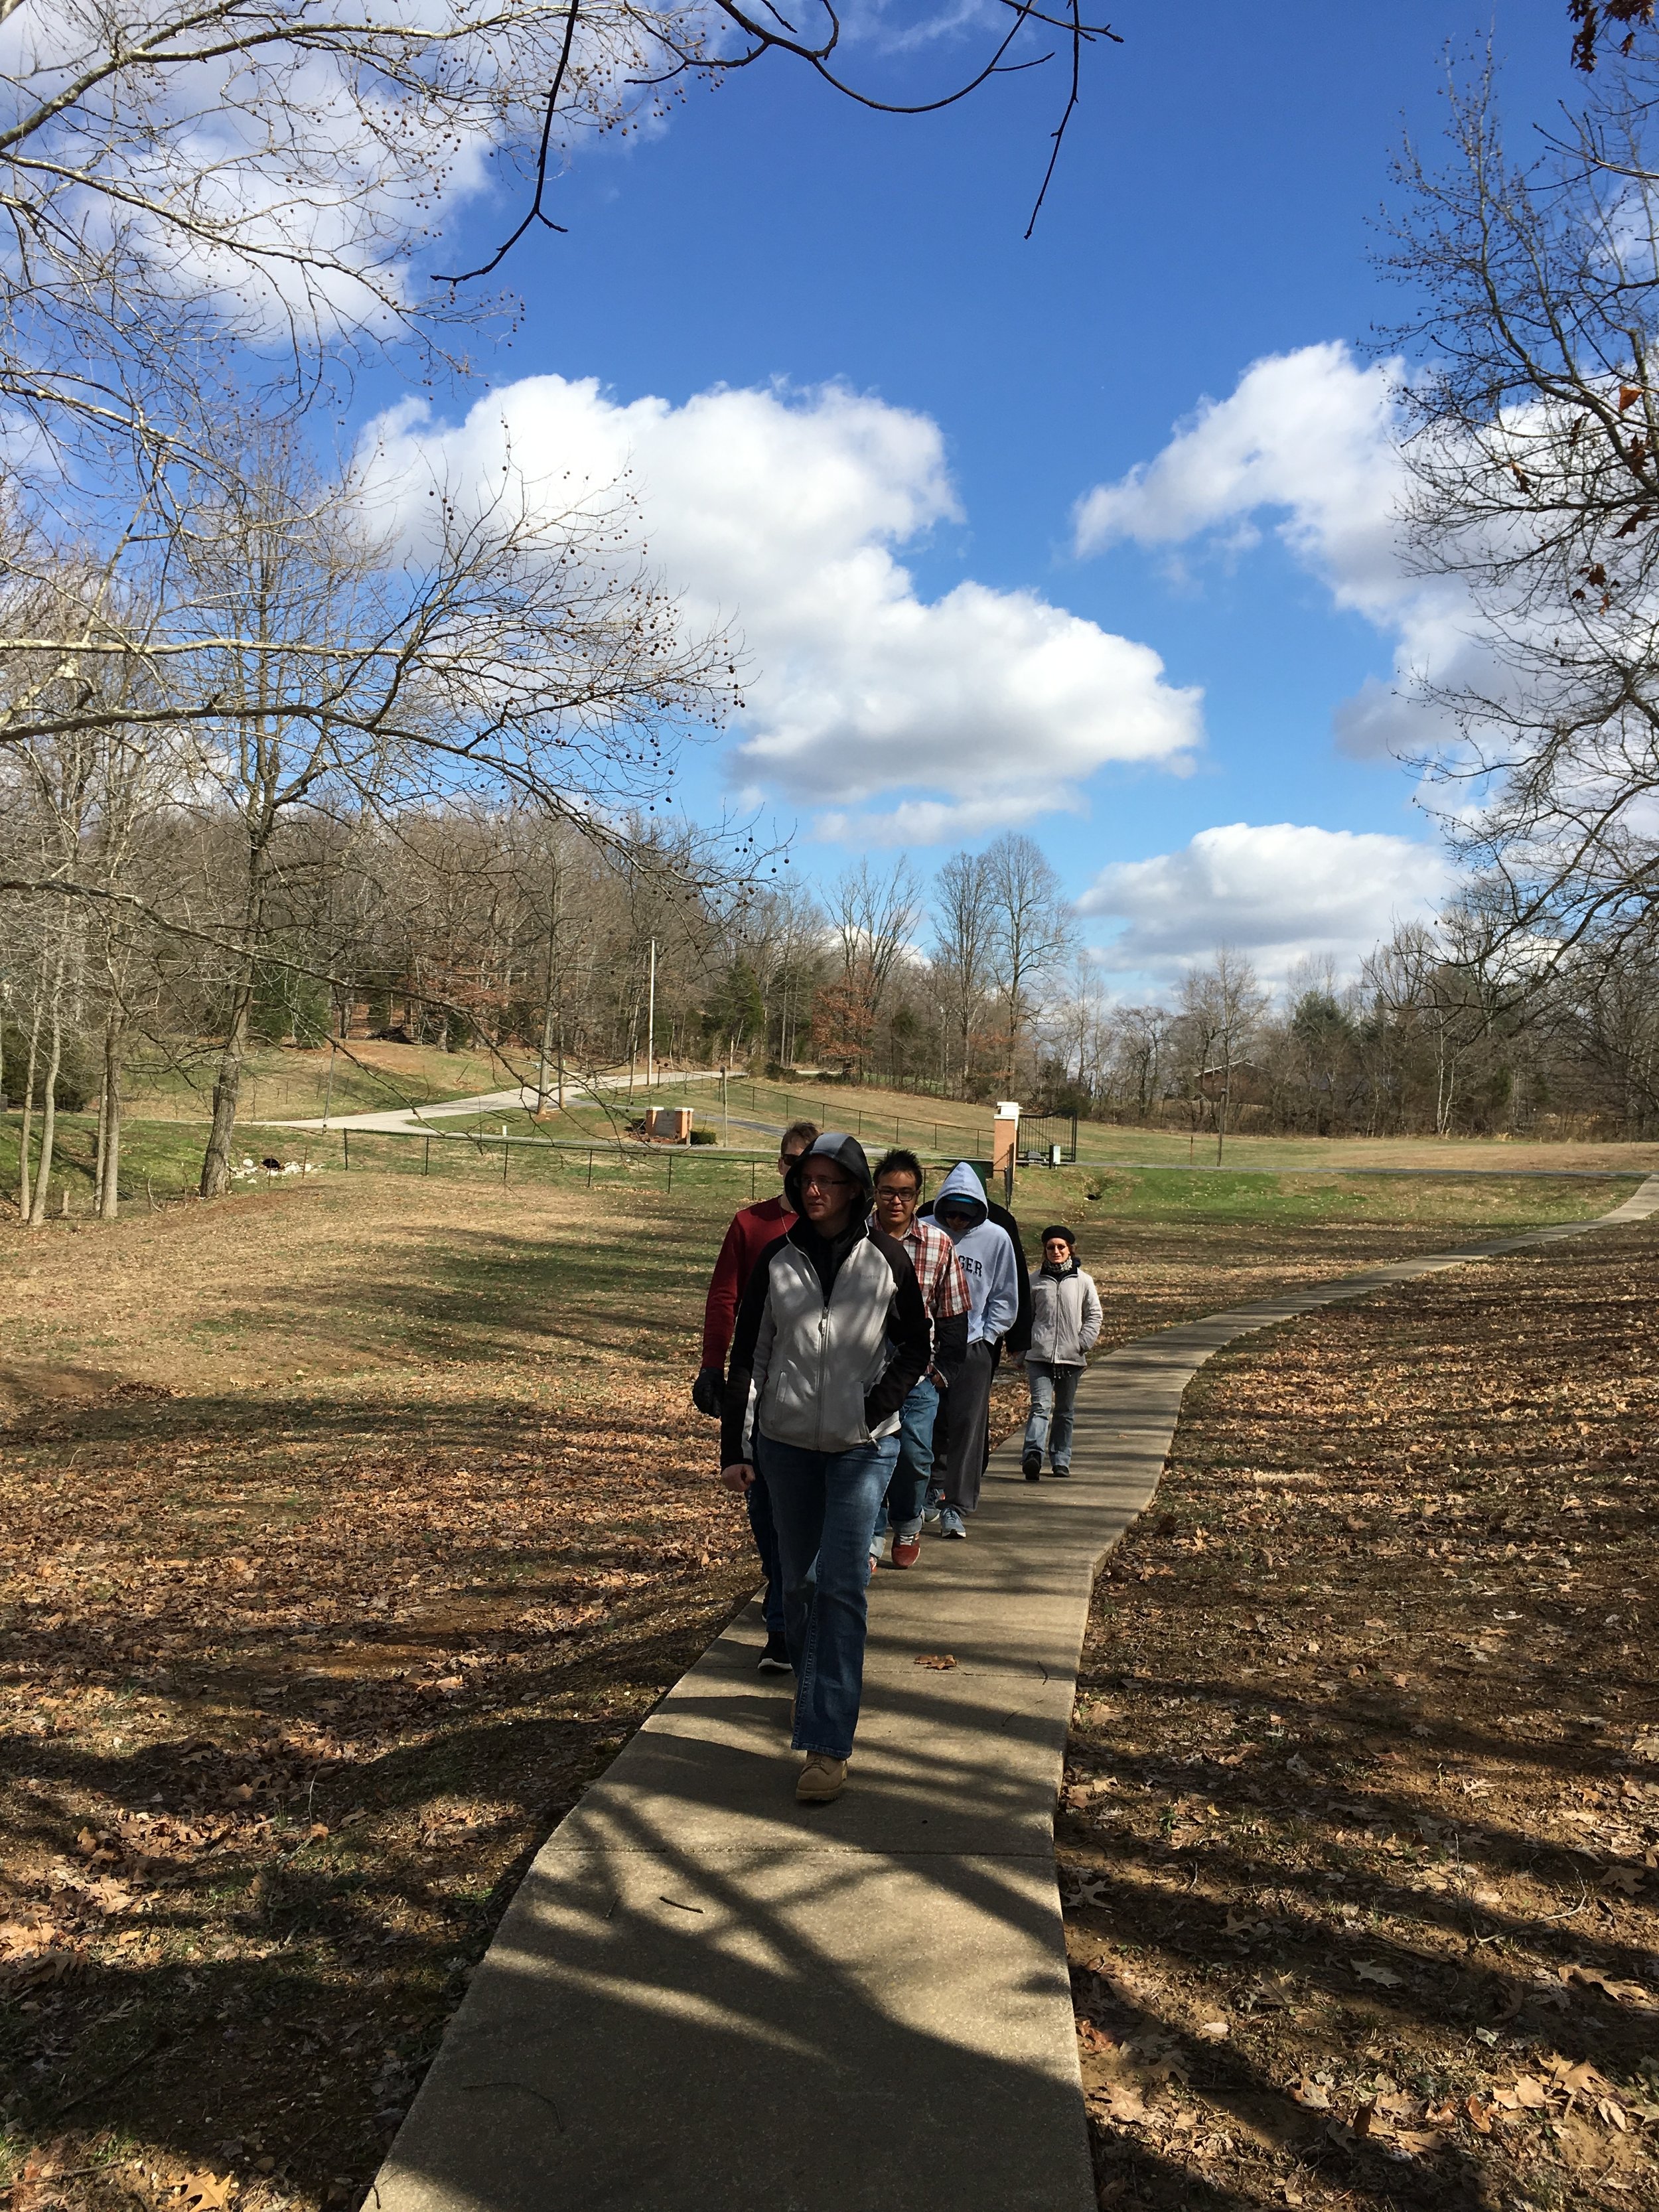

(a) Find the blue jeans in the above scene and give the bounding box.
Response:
[869,1377,939,1548]
[1024,1362,1081,1469]
[746,1475,785,1638]
[758,1429,899,1760]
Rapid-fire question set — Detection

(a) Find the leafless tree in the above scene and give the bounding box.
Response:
[1386,43,1659,977]
[9,745,90,1224]
[1547,917,1659,1125]
[1174,946,1267,1161]
[1361,921,1488,1139]
[1044,950,1114,1097]
[829,857,920,1020]
[932,849,995,1092]
[469,0,1124,269]
[0,0,1123,493]
[62,424,739,1195]
[1114,1002,1170,1121]
[0,538,183,1217]
[0,0,680,466]
[981,830,1076,1088]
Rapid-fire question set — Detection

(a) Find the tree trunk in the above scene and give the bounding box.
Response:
[17,953,44,1218]
[94,1074,108,1200]
[1435,1026,1456,1138]
[200,988,252,1197]
[99,1015,123,1220]
[1217,1053,1232,1165]
[27,942,68,1229]
[201,853,267,1199]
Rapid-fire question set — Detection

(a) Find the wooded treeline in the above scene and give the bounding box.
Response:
[7,771,1659,1228]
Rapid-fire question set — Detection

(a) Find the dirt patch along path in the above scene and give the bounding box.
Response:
[1058,1211,1659,2212]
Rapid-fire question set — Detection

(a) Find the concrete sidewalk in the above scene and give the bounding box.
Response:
[374,1179,1659,2212]
[264,1068,725,1135]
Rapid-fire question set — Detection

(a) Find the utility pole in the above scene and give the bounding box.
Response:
[1217,1060,1230,1167]
[721,1065,729,1145]
[536,909,554,1118]
[646,938,657,1090]
[536,863,567,1118]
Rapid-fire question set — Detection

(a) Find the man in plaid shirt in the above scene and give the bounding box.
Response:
[867,1149,970,1571]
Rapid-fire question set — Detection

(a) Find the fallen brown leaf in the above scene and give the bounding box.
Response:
[180,2172,235,2211]
[1390,2128,1447,2156]
[1350,1958,1403,1987]
[1562,1962,1658,2008]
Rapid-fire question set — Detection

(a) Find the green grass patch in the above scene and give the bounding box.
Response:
[1074,1165,1622,1230]
[0,1112,214,1208]
[121,1038,512,1122]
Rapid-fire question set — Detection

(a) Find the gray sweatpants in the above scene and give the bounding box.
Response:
[936,1340,995,1515]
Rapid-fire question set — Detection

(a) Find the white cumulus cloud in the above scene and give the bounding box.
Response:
[1072,341,1481,761]
[362,374,1204,836]
[1078,821,1451,984]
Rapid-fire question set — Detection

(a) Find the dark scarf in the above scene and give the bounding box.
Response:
[793,1215,866,1301]
[1043,1257,1078,1281]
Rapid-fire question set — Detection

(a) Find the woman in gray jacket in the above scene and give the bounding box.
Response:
[720,1132,931,1804]
[1021,1226,1102,1481]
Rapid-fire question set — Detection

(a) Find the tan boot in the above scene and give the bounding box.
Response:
[796,1753,848,1803]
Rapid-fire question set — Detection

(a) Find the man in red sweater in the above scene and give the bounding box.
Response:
[693,1118,818,1672]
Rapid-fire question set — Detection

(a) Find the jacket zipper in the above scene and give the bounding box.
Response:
[814,1296,830,1451]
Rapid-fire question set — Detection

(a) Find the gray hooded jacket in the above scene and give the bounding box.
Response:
[932,1161,1020,1347]
[719,1132,931,1462]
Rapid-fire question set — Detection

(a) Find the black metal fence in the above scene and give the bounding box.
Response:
[1015,1113,1078,1165]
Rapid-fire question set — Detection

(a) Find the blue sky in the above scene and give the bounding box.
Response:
[400,2,1579,988]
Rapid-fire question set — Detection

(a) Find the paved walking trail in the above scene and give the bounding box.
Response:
[267,1068,725,1134]
[374,1179,1659,2212]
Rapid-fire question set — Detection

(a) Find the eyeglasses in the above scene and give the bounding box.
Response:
[876,1183,920,1202]
[799,1169,855,1192]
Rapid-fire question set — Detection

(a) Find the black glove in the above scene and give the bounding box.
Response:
[691,1366,724,1418]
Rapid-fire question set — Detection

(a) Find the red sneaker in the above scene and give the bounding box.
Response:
[889,1534,922,1569]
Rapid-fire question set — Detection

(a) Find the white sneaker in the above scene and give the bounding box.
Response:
[938,1507,967,1540]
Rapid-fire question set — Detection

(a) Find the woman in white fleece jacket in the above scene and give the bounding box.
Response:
[1021,1224,1102,1481]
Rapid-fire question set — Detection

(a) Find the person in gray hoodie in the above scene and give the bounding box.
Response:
[928,1160,1020,1538]
[1021,1224,1102,1479]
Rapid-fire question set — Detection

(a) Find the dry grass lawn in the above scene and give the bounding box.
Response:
[1060,1215,1659,2212]
[0,1167,1645,2212]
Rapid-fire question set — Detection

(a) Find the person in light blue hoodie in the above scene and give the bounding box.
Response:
[928,1161,1019,1538]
